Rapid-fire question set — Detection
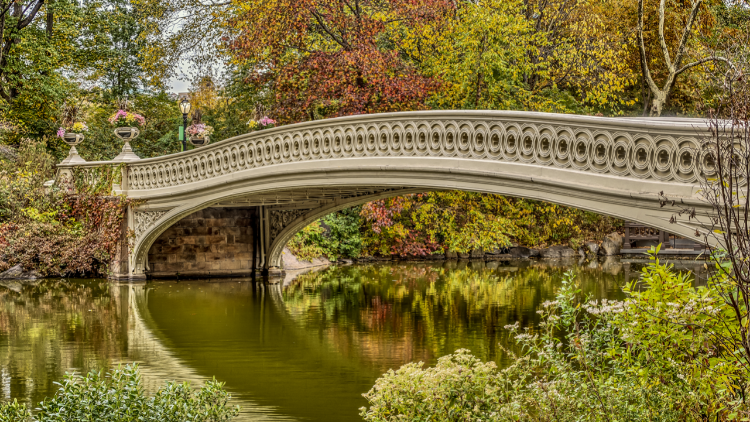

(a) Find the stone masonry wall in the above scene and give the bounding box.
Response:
[147,207,257,278]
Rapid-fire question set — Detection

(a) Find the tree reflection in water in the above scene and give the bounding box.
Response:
[0,279,127,408]
[0,258,708,422]
[281,259,640,369]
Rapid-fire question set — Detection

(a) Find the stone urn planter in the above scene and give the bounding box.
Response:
[60,133,86,164]
[63,132,84,147]
[114,126,140,140]
[113,127,141,161]
[189,135,210,148]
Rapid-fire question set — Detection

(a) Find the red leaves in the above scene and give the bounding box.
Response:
[226,0,452,122]
[0,195,127,277]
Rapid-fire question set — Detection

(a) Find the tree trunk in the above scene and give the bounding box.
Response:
[650,91,668,117]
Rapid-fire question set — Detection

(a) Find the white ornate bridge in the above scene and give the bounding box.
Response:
[57,110,714,280]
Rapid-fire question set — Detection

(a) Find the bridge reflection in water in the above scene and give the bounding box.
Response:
[0,258,709,422]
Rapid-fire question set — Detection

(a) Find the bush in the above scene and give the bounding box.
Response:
[0,139,126,276]
[360,350,504,420]
[0,365,239,422]
[360,247,749,421]
[287,207,363,262]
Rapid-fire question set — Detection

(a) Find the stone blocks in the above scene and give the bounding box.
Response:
[147,207,257,278]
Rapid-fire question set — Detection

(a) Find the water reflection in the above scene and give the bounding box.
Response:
[0,258,708,422]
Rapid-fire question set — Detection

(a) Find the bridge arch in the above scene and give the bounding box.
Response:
[91,110,715,280]
[129,159,709,278]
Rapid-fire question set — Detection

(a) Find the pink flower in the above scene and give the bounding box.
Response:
[108,110,128,124]
[57,127,65,138]
[258,116,276,126]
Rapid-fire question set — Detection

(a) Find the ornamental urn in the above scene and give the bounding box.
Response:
[62,132,84,147]
[113,127,140,140]
[189,135,210,148]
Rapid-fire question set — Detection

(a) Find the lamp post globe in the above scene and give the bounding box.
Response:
[179,98,191,151]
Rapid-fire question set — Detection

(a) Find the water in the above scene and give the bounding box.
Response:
[0,258,707,421]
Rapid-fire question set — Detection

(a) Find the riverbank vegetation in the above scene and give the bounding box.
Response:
[360,250,750,420]
[0,139,125,277]
[288,193,621,262]
[0,365,239,421]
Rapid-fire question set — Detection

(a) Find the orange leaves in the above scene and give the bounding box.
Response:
[226,0,453,122]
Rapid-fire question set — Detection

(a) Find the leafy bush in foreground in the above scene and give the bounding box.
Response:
[360,248,749,421]
[0,365,239,422]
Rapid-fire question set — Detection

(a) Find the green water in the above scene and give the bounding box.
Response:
[0,258,707,421]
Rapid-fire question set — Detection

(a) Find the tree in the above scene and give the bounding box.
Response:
[637,0,737,116]
[226,0,452,122]
[0,0,153,145]
[83,0,151,98]
[0,0,48,104]
[399,0,637,113]
[0,0,71,141]
[133,0,232,88]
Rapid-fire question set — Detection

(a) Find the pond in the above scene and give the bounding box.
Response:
[0,257,707,421]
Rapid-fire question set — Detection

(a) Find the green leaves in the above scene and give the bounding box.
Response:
[0,399,31,422]
[361,253,750,420]
[0,139,129,276]
[23,365,240,422]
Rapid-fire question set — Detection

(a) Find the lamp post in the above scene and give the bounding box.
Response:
[179,98,191,151]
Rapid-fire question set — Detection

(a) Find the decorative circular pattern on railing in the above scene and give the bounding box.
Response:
[125,117,704,191]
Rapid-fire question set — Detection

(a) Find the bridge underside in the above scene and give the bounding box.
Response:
[115,166,711,282]
[141,187,412,279]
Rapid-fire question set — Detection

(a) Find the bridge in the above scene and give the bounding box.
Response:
[56,110,714,281]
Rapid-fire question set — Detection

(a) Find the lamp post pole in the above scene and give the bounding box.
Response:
[179,98,191,152]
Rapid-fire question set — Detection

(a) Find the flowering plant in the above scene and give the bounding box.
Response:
[108,110,146,128]
[187,123,214,137]
[247,116,276,131]
[56,122,89,138]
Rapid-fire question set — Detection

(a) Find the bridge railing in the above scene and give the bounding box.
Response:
[54,111,714,195]
[115,111,712,193]
[55,160,130,194]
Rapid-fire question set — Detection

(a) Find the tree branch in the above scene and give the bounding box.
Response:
[672,0,702,71]
[658,0,672,69]
[17,0,44,29]
[0,0,14,21]
[311,10,350,51]
[675,55,735,78]
[638,0,660,95]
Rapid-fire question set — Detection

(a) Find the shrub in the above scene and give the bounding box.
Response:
[287,207,363,262]
[287,221,327,262]
[0,139,126,276]
[360,247,750,421]
[0,365,239,422]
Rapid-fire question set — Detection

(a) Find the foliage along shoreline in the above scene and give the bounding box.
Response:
[287,193,622,264]
[359,249,750,420]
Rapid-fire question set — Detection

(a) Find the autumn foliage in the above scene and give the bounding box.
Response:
[227,0,452,121]
[287,192,622,261]
[359,192,621,257]
[0,139,126,276]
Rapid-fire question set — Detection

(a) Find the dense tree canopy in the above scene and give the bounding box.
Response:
[0,0,748,271]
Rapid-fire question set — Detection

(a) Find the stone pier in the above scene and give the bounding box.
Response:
[146,207,259,278]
